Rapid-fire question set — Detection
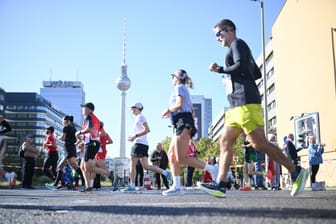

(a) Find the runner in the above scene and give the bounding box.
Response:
[45,115,84,190]
[198,19,308,197]
[121,102,172,193]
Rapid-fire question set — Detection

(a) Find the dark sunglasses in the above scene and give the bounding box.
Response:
[215,30,223,37]
[215,28,232,37]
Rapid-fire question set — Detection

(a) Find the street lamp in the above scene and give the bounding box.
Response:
[250,0,269,178]
[331,27,336,95]
[250,0,268,136]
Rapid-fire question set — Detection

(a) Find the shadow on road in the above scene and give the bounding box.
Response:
[1,204,335,220]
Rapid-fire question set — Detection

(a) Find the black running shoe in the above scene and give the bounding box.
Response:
[197,181,226,198]
[80,187,92,193]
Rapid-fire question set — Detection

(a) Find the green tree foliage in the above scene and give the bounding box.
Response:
[161,137,171,152]
[159,135,245,185]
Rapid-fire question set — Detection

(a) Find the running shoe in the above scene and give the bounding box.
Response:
[80,187,93,193]
[162,187,184,196]
[197,181,226,198]
[45,183,57,190]
[186,186,195,191]
[120,185,136,193]
[113,178,120,191]
[290,167,309,196]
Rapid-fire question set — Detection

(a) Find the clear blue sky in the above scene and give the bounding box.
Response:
[0,0,285,158]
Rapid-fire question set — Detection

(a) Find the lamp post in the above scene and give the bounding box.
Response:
[250,0,268,136]
[331,27,336,95]
[250,0,269,179]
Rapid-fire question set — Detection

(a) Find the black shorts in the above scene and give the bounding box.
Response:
[131,143,149,158]
[172,112,197,138]
[84,140,100,162]
[64,143,77,159]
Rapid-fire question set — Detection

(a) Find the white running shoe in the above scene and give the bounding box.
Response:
[162,187,184,196]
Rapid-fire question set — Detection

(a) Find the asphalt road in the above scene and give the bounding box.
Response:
[1,186,336,224]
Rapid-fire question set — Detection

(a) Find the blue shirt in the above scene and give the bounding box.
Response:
[308,144,324,165]
[169,84,193,116]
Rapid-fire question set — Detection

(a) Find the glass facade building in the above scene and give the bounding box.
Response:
[191,95,212,141]
[4,92,66,154]
[40,80,85,126]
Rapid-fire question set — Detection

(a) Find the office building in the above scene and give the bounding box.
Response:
[271,0,336,186]
[2,91,66,158]
[191,95,212,141]
[40,80,85,126]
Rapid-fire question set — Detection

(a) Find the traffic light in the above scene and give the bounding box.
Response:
[297,133,307,149]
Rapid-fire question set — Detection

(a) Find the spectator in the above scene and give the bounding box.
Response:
[150,143,169,190]
[268,134,281,190]
[21,134,39,189]
[241,136,256,190]
[254,150,267,190]
[308,136,325,191]
[186,139,198,190]
[284,133,302,184]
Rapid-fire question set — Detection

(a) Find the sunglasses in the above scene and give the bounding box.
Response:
[215,30,223,37]
[215,28,232,37]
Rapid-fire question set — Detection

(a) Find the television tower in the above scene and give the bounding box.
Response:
[116,17,131,158]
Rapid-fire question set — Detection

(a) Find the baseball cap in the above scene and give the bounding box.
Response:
[171,69,188,80]
[130,102,143,110]
[80,102,95,111]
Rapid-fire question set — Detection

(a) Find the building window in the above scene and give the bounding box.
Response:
[267,84,275,96]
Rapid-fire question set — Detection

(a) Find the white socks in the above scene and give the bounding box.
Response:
[172,176,181,189]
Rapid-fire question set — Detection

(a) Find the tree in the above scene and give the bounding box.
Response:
[161,137,171,152]
[159,135,245,185]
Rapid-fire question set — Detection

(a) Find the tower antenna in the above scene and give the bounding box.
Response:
[122,17,127,65]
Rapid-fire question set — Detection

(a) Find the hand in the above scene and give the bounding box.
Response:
[161,108,171,119]
[209,62,219,72]
[128,135,135,142]
[75,131,82,138]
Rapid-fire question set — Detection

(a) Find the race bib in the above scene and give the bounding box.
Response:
[222,74,233,95]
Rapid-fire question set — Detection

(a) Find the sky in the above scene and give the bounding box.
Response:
[0,0,285,158]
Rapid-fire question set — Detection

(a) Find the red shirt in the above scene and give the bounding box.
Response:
[45,134,57,152]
